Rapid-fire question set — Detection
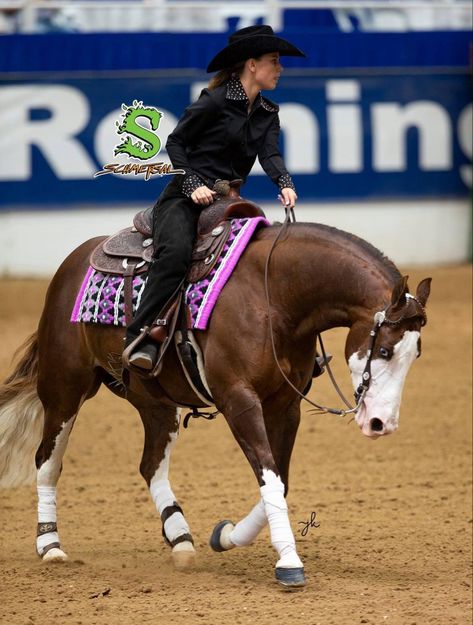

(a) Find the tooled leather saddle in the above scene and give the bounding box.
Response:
[89,179,266,328]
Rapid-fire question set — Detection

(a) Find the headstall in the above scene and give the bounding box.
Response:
[354,295,427,405]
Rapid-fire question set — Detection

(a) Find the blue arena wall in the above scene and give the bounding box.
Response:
[0,30,470,72]
[0,30,471,208]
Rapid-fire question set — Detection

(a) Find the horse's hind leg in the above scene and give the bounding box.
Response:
[131,398,195,570]
[35,412,77,561]
[36,365,101,561]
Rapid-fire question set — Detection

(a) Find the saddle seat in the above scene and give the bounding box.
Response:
[89,179,266,279]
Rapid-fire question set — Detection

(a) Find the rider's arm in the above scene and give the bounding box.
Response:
[257,115,296,194]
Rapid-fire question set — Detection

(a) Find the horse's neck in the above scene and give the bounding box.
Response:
[265,225,397,332]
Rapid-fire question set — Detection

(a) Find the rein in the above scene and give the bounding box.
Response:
[263,207,359,416]
[263,209,426,418]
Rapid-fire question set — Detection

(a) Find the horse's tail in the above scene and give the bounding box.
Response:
[0,332,44,488]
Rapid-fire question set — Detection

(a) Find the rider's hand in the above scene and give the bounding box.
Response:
[191,186,217,206]
[278,187,297,209]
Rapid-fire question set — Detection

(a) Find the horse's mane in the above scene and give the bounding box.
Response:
[260,221,402,284]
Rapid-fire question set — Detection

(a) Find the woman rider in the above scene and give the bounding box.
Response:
[124,25,306,370]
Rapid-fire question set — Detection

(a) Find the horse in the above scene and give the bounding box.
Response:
[0,218,431,589]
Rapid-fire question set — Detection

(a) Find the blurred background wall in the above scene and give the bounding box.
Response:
[0,0,471,276]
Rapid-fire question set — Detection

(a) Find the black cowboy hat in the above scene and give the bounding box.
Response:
[206,25,306,73]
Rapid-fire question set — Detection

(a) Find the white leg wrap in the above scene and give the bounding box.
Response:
[164,511,190,541]
[261,469,303,569]
[37,485,57,522]
[230,499,267,547]
[36,419,76,557]
[150,478,191,542]
[150,477,177,516]
[148,411,191,545]
[37,529,60,554]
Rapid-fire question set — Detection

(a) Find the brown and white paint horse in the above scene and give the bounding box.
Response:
[0,222,430,588]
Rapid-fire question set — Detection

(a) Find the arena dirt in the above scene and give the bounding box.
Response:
[0,265,471,625]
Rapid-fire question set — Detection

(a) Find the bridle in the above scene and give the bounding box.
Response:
[351,297,427,406]
[264,208,427,417]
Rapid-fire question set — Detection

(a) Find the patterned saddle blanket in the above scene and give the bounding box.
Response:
[71,216,269,331]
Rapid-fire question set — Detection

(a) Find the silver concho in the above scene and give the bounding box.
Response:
[211,225,224,236]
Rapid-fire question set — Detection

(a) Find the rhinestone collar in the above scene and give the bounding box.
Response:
[226,76,278,113]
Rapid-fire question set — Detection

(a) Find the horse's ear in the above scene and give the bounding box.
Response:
[391,275,409,308]
[416,277,432,307]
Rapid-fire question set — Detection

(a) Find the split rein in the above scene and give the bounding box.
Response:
[263,207,425,418]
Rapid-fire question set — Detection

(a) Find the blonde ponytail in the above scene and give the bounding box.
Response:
[208,61,246,90]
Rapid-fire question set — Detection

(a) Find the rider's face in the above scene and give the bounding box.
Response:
[251,53,282,90]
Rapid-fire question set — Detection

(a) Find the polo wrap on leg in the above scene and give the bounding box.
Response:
[150,478,192,546]
[37,486,60,555]
[260,471,302,568]
[230,499,267,547]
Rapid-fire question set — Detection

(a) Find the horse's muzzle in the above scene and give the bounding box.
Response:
[357,404,398,439]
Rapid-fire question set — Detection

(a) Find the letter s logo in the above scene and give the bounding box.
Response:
[114,100,162,160]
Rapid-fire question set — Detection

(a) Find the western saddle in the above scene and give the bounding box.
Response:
[89,179,266,329]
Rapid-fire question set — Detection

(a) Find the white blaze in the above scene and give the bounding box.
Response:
[349,330,420,438]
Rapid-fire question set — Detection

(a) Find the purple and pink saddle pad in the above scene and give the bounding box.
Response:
[71,216,269,331]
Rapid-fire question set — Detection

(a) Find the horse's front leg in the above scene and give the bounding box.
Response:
[210,385,305,588]
[134,400,195,570]
[212,395,302,550]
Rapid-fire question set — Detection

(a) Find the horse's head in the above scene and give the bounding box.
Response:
[345,276,431,439]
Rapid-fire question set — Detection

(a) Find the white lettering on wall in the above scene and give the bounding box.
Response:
[326,80,363,172]
[457,103,472,188]
[0,85,95,180]
[0,82,467,192]
[279,104,319,173]
[371,101,453,171]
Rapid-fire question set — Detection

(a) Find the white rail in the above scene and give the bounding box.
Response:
[0,0,471,33]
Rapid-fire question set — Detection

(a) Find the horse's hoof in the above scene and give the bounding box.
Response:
[42,547,68,563]
[209,520,235,552]
[275,567,306,589]
[171,541,196,570]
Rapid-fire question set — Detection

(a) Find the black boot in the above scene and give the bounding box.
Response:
[312,353,332,378]
[303,353,333,395]
[128,341,159,371]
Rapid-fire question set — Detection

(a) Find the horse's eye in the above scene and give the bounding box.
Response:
[379,347,390,359]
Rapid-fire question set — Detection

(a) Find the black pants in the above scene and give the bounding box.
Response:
[126,178,201,344]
